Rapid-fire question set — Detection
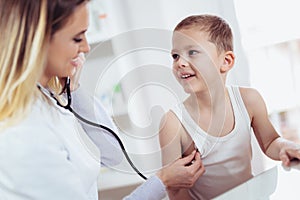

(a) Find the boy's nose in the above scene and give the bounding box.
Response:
[177,57,189,68]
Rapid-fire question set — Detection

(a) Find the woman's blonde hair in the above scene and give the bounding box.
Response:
[0,0,49,129]
[0,0,89,129]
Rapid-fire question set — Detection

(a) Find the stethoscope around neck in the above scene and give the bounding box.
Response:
[38,77,147,180]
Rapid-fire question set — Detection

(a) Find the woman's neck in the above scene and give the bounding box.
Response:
[38,76,49,87]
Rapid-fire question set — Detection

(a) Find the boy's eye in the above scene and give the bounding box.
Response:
[172,53,179,60]
[73,38,83,43]
[188,50,198,56]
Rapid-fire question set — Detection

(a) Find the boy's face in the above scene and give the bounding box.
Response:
[171,28,225,94]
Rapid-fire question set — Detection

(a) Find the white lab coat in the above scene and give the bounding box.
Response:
[0,87,101,200]
[0,86,166,200]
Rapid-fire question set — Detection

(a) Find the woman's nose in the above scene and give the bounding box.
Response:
[80,36,90,53]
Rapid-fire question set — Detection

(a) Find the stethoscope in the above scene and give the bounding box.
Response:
[39,77,147,180]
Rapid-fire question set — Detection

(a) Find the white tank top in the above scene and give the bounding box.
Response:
[170,86,253,199]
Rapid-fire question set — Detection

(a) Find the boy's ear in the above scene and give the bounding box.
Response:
[220,51,235,73]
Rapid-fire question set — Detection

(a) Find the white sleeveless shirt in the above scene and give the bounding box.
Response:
[170,86,253,199]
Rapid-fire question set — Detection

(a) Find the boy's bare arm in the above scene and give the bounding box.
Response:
[159,111,183,165]
[240,87,280,157]
[159,111,205,199]
[241,87,300,165]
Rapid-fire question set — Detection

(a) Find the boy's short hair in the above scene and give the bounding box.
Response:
[174,14,233,53]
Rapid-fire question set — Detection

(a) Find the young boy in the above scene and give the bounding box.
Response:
[159,14,300,200]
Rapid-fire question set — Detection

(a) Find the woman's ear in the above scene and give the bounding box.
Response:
[220,51,235,73]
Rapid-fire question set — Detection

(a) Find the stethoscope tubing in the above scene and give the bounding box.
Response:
[69,107,147,180]
[48,77,147,180]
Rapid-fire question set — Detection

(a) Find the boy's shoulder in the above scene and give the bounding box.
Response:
[237,86,262,101]
[161,109,180,123]
[235,86,265,111]
[159,109,184,130]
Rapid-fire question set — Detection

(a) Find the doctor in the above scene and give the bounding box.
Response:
[0,0,205,200]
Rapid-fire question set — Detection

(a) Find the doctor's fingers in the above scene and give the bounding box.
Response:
[179,165,205,188]
[175,153,205,188]
[178,150,197,165]
[185,151,203,169]
[187,153,205,179]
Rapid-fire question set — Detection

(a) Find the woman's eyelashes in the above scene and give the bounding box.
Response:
[73,37,83,43]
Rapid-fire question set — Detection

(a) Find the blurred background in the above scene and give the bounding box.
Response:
[79,0,300,199]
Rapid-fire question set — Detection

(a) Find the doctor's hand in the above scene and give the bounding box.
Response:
[156,150,205,189]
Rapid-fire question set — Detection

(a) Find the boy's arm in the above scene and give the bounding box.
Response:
[159,111,205,199]
[159,111,190,200]
[241,88,300,166]
[159,111,182,165]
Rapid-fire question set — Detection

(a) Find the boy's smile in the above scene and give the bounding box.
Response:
[180,72,196,80]
[171,28,223,94]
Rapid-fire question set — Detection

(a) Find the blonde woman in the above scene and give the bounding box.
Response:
[0,1,205,199]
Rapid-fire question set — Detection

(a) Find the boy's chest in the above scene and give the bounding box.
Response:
[187,107,235,137]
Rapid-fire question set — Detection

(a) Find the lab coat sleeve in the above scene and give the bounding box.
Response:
[71,86,123,167]
[123,175,167,200]
[0,126,88,200]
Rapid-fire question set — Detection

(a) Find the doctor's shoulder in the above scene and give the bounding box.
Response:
[0,98,66,155]
[0,115,86,199]
[0,114,64,151]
